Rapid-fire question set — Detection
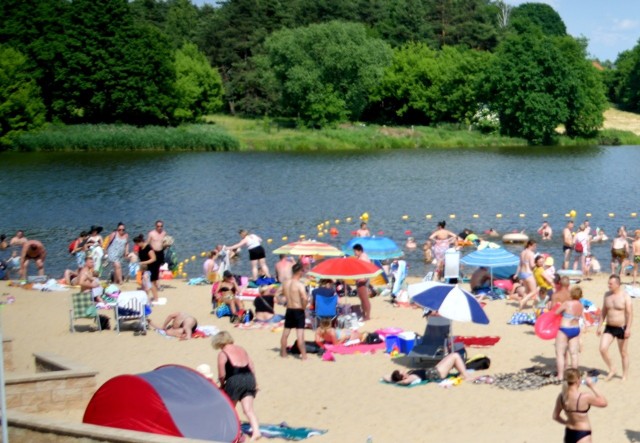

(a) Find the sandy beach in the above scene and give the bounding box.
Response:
[2,270,639,443]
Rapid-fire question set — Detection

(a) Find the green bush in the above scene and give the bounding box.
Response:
[11,124,240,151]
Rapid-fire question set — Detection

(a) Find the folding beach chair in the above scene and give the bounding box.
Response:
[69,292,102,333]
[115,298,147,334]
[311,290,338,330]
[407,316,466,367]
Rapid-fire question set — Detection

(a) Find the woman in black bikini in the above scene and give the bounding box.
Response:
[212,331,261,441]
[552,368,607,443]
[215,270,245,322]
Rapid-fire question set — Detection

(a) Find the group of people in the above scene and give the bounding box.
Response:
[0,230,47,281]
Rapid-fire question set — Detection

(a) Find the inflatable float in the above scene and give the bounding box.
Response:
[502,233,529,244]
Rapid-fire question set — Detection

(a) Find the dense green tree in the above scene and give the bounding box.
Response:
[488,27,571,144]
[262,21,392,126]
[371,43,492,125]
[428,0,498,50]
[53,0,176,125]
[557,36,607,137]
[609,43,640,112]
[165,0,200,48]
[0,45,46,149]
[510,2,566,37]
[0,0,69,119]
[174,43,225,121]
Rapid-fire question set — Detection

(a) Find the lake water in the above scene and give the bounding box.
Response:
[1,145,639,278]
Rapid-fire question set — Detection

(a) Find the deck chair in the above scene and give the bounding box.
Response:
[311,290,338,330]
[115,298,147,334]
[407,316,466,367]
[69,292,101,333]
[444,248,460,283]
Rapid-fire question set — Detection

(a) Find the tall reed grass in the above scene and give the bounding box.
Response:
[12,124,240,152]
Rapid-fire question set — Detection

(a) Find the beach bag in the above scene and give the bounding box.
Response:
[164,246,178,270]
[216,304,231,318]
[466,355,491,370]
[364,332,383,345]
[574,241,583,253]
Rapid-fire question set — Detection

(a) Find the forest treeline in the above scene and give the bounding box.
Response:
[1,0,640,149]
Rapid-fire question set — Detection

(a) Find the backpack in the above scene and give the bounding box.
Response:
[574,241,583,253]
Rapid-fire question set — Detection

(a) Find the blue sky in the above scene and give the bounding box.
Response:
[193,0,639,62]
[510,0,640,61]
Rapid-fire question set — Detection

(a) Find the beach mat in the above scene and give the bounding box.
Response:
[241,422,327,440]
[454,336,501,347]
[323,342,385,355]
[380,379,430,388]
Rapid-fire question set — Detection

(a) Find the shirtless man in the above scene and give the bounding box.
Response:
[562,221,574,270]
[537,221,553,240]
[610,227,629,275]
[632,230,640,285]
[10,230,27,247]
[148,220,167,268]
[356,222,371,238]
[597,274,633,381]
[353,244,372,320]
[275,255,294,283]
[19,240,46,280]
[78,256,101,292]
[151,312,198,340]
[517,240,538,310]
[280,263,308,359]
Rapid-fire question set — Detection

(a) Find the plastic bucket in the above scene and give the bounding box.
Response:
[385,335,400,353]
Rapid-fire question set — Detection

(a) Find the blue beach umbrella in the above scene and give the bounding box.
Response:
[408,281,490,324]
[460,247,519,286]
[342,237,403,260]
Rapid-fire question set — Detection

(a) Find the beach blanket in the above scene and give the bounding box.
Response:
[323,342,385,355]
[380,379,430,388]
[454,336,501,347]
[508,312,536,325]
[235,320,284,330]
[241,423,327,440]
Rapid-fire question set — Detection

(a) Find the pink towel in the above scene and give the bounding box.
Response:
[323,342,385,355]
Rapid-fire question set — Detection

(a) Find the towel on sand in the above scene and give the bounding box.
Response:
[323,342,385,355]
[454,336,501,347]
[241,422,327,440]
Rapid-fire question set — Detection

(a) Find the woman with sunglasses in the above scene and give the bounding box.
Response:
[105,222,129,284]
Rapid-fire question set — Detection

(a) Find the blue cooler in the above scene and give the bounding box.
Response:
[385,335,400,353]
[398,331,416,354]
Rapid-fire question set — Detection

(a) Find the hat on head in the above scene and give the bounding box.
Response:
[544,256,554,266]
[196,363,214,380]
[89,225,103,234]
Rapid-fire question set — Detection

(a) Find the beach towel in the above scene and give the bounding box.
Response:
[454,336,501,347]
[380,379,430,388]
[508,312,535,325]
[323,342,385,355]
[241,423,327,440]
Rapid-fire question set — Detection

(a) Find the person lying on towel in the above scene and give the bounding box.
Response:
[383,353,475,385]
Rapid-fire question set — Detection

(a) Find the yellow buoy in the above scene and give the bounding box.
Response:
[449,214,456,219]
[585,213,592,217]
[519,213,525,218]
[496,213,502,218]
[191,255,196,261]
[282,236,288,241]
[361,212,369,220]
[609,213,615,218]
[346,217,352,222]
[299,234,305,239]
[324,220,330,226]
[184,259,189,263]
[402,215,409,220]
[542,213,548,218]
[565,213,570,218]
[425,214,432,219]
[631,213,637,217]
[569,209,577,218]
[182,273,187,278]
[335,219,340,224]
[318,232,324,237]
[200,252,206,257]
[473,214,479,218]
[267,238,273,244]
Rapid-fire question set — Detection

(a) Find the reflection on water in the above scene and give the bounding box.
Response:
[0,146,638,277]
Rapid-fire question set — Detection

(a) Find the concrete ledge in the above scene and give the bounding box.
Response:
[8,410,223,443]
[3,336,14,371]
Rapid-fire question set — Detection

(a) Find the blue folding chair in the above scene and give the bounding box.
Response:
[313,292,338,329]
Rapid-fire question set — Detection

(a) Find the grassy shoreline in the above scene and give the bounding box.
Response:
[6,111,640,152]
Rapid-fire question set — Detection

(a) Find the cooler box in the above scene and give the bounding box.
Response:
[385,335,400,353]
[398,331,416,354]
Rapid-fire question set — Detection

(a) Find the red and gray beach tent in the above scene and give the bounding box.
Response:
[83,364,241,442]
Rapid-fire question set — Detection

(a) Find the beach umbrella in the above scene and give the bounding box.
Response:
[307,257,383,280]
[342,237,403,260]
[460,247,519,286]
[272,240,344,257]
[408,281,490,324]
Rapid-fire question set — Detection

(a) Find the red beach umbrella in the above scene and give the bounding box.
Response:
[307,257,382,280]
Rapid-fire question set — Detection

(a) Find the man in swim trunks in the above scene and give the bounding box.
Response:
[353,243,373,320]
[383,352,475,385]
[19,239,46,280]
[633,230,640,285]
[77,257,101,293]
[280,263,308,359]
[517,240,538,310]
[10,230,27,247]
[597,274,633,381]
[562,221,574,270]
[610,227,629,275]
[148,220,167,270]
[275,254,294,283]
[150,312,198,340]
